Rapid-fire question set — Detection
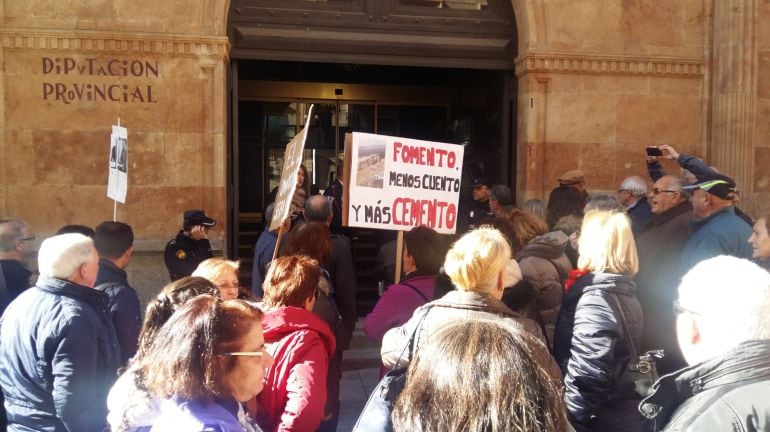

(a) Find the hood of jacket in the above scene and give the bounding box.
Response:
[262,306,336,357]
[517,230,569,261]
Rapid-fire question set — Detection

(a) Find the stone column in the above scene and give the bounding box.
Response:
[709,0,758,213]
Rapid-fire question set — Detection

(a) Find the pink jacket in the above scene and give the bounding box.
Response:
[256,306,336,432]
[364,274,435,343]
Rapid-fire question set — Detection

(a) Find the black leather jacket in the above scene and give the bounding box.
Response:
[553,272,643,428]
[641,339,770,432]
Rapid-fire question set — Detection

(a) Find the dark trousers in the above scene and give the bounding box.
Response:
[318,351,342,432]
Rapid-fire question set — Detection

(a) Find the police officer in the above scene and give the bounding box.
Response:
[458,176,494,233]
[164,210,215,281]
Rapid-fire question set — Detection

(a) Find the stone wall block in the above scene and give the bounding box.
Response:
[129,131,164,185]
[5,128,35,185]
[546,92,618,145]
[6,184,113,232]
[32,129,108,185]
[616,94,701,145]
[546,1,623,52]
[163,133,205,187]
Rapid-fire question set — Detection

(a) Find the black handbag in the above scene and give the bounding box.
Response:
[609,294,663,400]
[351,308,431,432]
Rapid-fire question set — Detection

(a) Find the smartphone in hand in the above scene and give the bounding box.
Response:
[646,147,663,157]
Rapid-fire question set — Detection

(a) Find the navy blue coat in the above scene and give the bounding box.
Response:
[678,206,752,276]
[553,272,644,430]
[0,276,120,432]
[95,258,142,365]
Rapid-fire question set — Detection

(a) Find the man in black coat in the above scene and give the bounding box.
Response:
[304,194,358,432]
[458,176,493,233]
[164,210,215,281]
[0,219,35,315]
[0,233,120,431]
[94,221,141,366]
[635,174,692,373]
[640,256,770,431]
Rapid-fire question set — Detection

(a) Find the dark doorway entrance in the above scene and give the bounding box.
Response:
[230,60,514,313]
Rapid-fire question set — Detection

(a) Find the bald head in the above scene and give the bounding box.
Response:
[304,195,333,225]
[649,175,689,215]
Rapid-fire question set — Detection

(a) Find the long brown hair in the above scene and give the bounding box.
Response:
[282,221,332,265]
[134,276,219,362]
[392,320,569,432]
[507,208,548,253]
[137,295,263,401]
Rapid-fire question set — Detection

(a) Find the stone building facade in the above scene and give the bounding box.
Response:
[1,1,768,276]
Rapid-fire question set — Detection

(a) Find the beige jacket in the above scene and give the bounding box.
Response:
[380,290,562,384]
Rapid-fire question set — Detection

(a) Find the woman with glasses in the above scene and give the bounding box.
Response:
[193,258,242,300]
[132,294,271,431]
[108,276,221,431]
[251,255,336,432]
[552,210,644,431]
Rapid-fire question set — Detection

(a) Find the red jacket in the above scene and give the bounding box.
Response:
[256,306,336,432]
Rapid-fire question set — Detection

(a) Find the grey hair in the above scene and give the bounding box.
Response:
[522,199,546,221]
[666,176,691,200]
[620,176,648,197]
[0,219,28,252]
[37,234,94,280]
[584,193,624,213]
[304,194,332,223]
[489,184,513,206]
[679,256,770,351]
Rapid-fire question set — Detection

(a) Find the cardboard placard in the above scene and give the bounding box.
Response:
[269,105,314,231]
[346,132,465,234]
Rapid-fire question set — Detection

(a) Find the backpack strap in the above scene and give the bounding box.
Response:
[399,281,430,303]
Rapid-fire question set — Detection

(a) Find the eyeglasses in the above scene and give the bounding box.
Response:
[216,283,240,290]
[673,300,700,316]
[651,188,677,195]
[618,189,630,194]
[220,351,264,357]
[20,235,35,242]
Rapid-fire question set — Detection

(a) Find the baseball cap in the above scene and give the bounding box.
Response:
[183,210,217,227]
[469,176,491,188]
[682,172,736,200]
[558,170,586,185]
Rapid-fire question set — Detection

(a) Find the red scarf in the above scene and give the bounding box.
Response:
[564,268,590,293]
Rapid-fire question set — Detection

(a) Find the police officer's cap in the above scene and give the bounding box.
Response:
[183,210,217,228]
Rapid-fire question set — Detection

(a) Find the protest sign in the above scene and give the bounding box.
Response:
[107,124,128,204]
[269,104,314,232]
[346,132,465,234]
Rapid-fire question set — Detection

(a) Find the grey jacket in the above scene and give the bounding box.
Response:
[380,290,562,384]
[517,231,572,345]
[641,339,770,432]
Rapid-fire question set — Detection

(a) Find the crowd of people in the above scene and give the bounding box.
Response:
[0,144,769,431]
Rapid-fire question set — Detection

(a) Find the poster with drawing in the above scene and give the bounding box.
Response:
[107,125,128,203]
[347,132,465,234]
[269,105,314,231]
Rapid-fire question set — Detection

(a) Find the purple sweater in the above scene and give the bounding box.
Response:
[364,274,435,343]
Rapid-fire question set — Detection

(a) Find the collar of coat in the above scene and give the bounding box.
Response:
[640,339,770,424]
[35,275,111,311]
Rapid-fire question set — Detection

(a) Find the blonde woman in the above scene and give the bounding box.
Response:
[552,210,644,431]
[380,227,561,384]
[192,258,241,300]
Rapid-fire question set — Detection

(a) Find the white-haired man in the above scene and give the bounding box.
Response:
[639,256,770,431]
[618,175,652,233]
[0,234,120,432]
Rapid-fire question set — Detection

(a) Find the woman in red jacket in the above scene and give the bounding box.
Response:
[254,255,336,432]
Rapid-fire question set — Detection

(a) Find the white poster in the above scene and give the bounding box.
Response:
[347,132,465,234]
[107,125,128,203]
[269,105,314,231]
